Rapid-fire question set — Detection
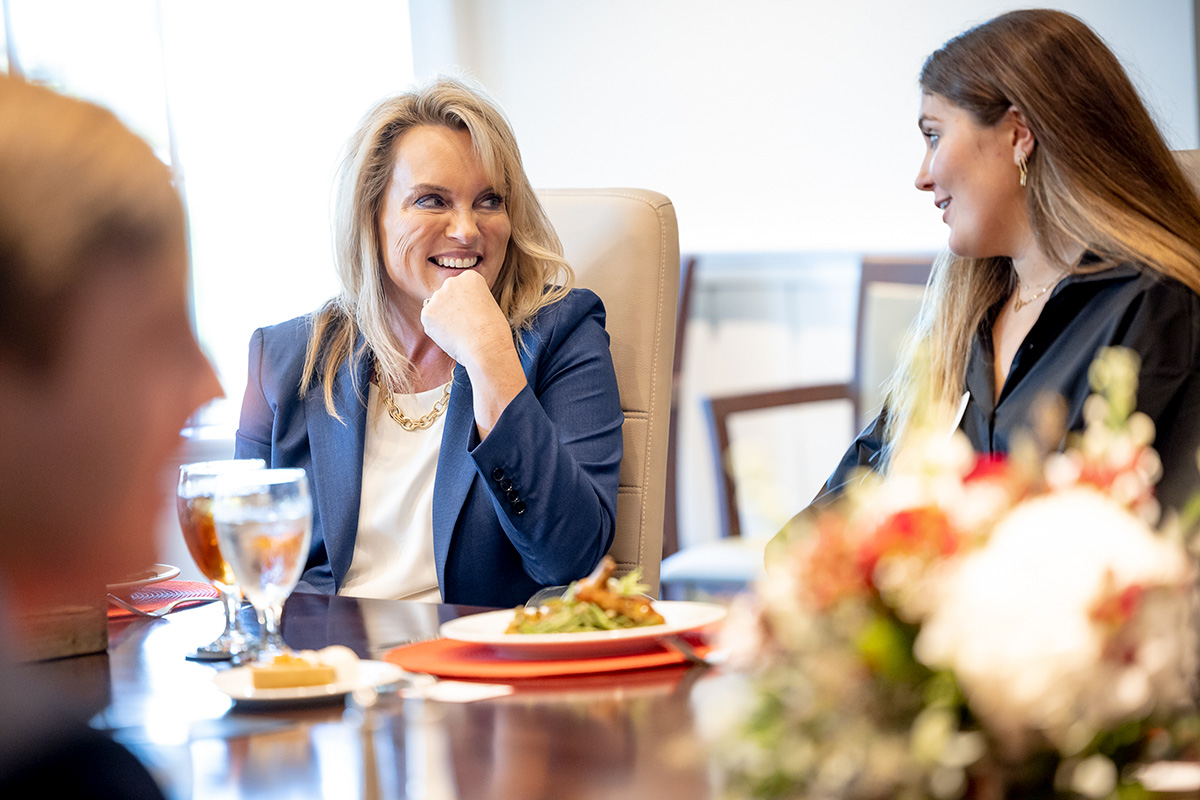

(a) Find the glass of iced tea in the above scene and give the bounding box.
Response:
[212,468,312,661]
[177,458,265,660]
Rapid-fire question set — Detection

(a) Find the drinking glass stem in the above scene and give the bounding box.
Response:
[217,586,242,639]
[256,603,285,658]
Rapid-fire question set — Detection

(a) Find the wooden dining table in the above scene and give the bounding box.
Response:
[36,592,720,800]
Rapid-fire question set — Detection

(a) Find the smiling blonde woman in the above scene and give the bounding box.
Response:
[235,77,622,607]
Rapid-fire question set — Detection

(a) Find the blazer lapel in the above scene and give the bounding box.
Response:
[432,364,474,590]
[306,351,371,589]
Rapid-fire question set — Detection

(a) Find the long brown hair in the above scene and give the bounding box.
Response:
[885,9,1200,453]
[302,76,573,417]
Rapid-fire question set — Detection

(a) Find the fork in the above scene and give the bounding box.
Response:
[107,592,210,619]
[662,635,711,667]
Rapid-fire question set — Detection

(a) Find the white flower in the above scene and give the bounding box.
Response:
[1068,754,1118,798]
[914,487,1195,756]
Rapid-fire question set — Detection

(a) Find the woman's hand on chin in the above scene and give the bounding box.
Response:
[420,270,509,367]
[421,270,526,438]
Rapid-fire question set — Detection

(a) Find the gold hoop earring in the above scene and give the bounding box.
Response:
[1017,153,1028,188]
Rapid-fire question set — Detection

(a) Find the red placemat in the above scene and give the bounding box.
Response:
[107,580,220,619]
[384,637,712,680]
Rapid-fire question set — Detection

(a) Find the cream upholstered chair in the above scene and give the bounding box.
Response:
[536,188,680,596]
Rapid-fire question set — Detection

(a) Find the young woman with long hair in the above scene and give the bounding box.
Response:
[814,9,1200,514]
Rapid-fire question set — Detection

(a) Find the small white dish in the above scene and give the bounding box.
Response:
[107,564,181,593]
[213,659,406,707]
[438,600,727,659]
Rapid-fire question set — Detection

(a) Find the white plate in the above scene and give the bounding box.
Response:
[106,564,181,593]
[213,660,406,706]
[438,600,727,659]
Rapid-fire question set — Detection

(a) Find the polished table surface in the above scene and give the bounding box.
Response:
[38,592,718,800]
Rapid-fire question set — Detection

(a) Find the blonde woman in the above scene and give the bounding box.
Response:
[235,78,622,607]
[816,9,1200,513]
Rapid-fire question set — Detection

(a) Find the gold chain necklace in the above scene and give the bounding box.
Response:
[1012,276,1062,312]
[373,365,452,431]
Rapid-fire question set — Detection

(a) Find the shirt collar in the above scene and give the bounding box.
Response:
[979,258,1141,330]
[1057,259,1141,287]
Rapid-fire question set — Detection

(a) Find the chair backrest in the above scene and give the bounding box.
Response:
[854,257,933,429]
[663,255,697,560]
[536,188,681,594]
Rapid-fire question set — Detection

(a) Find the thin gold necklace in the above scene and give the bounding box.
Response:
[1012,276,1062,312]
[373,365,452,431]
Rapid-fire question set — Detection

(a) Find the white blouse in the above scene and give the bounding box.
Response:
[338,381,447,602]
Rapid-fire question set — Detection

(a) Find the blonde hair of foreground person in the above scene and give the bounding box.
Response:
[0,76,219,615]
[302,75,575,415]
[884,8,1200,452]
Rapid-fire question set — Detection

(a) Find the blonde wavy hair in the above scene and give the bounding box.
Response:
[884,9,1200,455]
[0,76,184,368]
[301,76,574,415]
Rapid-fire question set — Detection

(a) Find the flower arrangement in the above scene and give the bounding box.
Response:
[701,348,1200,800]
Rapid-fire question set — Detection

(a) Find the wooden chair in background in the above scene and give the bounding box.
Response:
[660,255,933,597]
[705,256,932,539]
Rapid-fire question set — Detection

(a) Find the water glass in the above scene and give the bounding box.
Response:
[212,467,312,661]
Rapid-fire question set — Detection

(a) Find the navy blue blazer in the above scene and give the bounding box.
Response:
[234,288,624,608]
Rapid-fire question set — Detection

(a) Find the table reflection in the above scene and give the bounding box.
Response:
[42,594,717,799]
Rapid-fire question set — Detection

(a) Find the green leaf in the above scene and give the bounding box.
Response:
[856,612,921,683]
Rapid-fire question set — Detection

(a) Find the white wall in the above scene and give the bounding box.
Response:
[161,2,417,430]
[6,0,420,576]
[7,1,418,433]
[411,0,1198,255]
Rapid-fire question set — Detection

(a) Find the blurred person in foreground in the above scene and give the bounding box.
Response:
[0,76,220,795]
[792,9,1200,527]
[234,77,622,607]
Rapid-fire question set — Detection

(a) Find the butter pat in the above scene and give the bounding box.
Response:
[251,653,337,689]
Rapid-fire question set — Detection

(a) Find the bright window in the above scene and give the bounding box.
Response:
[5,0,415,430]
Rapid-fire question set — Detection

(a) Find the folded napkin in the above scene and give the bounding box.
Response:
[107,580,220,620]
[384,636,712,681]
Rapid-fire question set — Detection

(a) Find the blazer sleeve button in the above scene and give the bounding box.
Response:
[491,467,505,481]
[505,487,519,502]
[512,500,527,516]
[499,478,513,492]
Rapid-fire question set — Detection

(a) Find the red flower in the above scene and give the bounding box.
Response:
[1090,574,1144,629]
[964,453,1010,483]
[801,511,869,610]
[857,506,960,587]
